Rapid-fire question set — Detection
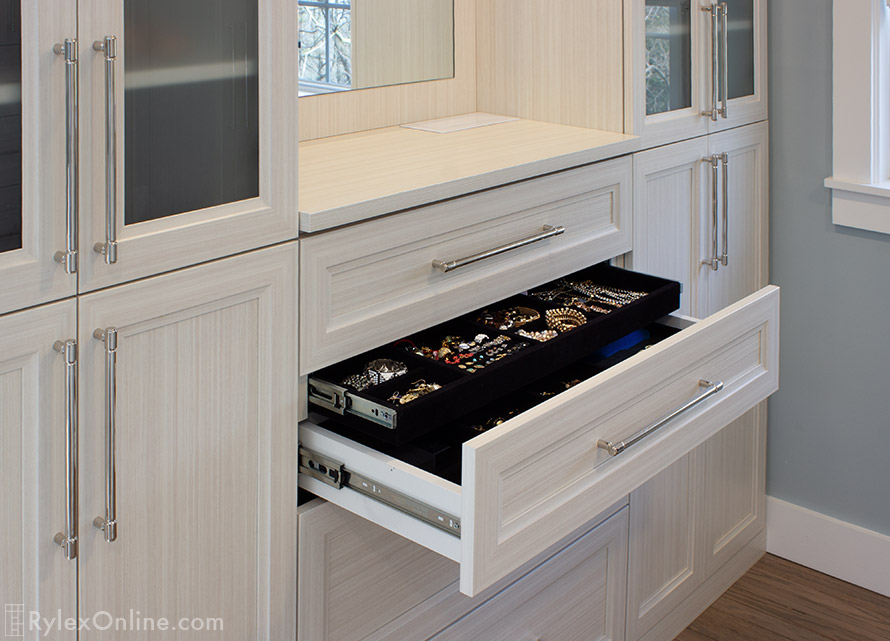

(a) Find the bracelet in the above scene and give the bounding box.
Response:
[363,359,408,385]
[545,307,587,332]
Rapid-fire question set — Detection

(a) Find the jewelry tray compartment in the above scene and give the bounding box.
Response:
[306,263,681,445]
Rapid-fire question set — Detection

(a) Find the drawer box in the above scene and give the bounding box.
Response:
[307,263,680,445]
[299,286,779,596]
[300,157,633,374]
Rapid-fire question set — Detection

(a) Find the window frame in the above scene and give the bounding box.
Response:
[825,0,890,235]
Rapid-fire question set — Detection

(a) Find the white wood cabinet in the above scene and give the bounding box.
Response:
[630,121,768,317]
[0,3,77,313]
[626,0,768,148]
[77,243,298,640]
[626,405,766,641]
[0,300,77,641]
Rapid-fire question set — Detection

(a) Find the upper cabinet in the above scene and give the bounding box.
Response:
[627,0,767,148]
[0,2,77,314]
[76,0,299,293]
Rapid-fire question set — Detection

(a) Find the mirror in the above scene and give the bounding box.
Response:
[298,0,455,96]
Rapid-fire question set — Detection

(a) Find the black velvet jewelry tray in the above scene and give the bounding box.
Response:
[307,263,681,446]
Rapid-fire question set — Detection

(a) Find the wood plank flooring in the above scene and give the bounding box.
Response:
[675,554,890,641]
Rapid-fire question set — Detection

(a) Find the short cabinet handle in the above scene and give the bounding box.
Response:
[93,36,119,264]
[53,39,79,274]
[597,380,724,457]
[432,225,566,273]
[53,340,78,560]
[93,328,119,542]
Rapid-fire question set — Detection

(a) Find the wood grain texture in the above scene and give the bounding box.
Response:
[78,243,298,641]
[461,286,779,596]
[298,120,639,231]
[298,0,475,141]
[431,508,628,641]
[0,1,78,314]
[0,300,77,641]
[77,0,299,294]
[476,0,625,132]
[675,554,890,641]
[300,158,633,372]
[352,0,454,90]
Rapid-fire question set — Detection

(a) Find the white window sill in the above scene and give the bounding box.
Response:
[825,177,890,235]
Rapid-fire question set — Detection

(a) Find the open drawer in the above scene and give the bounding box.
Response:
[298,286,779,597]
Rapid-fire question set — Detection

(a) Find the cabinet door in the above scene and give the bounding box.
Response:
[626,451,702,641]
[78,243,298,640]
[701,403,766,576]
[0,2,77,313]
[630,136,709,317]
[0,300,77,640]
[628,0,711,148]
[77,0,298,293]
[705,122,768,315]
[709,0,768,133]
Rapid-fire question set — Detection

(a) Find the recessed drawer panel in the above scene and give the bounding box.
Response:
[299,286,779,597]
[300,158,633,373]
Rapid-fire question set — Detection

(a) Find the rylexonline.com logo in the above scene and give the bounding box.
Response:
[5,605,223,637]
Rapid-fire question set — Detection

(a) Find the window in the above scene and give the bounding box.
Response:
[299,0,352,92]
[826,0,890,235]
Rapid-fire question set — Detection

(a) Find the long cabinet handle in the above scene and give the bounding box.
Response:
[92,328,119,542]
[432,225,566,273]
[53,39,79,274]
[597,380,725,457]
[93,36,118,264]
[702,155,720,271]
[720,2,729,119]
[701,3,719,121]
[720,152,729,266]
[53,340,78,560]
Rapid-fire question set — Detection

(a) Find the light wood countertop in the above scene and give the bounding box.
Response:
[298,118,639,233]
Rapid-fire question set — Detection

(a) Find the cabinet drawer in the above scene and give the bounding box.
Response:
[430,507,628,641]
[300,158,632,373]
[299,286,779,596]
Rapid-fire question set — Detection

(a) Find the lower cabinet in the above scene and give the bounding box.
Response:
[626,405,767,641]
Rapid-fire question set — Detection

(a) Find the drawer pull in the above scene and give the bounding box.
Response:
[432,225,566,273]
[597,380,724,457]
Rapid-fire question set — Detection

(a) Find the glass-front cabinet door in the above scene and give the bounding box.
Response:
[0,1,77,314]
[630,0,767,147]
[78,0,298,292]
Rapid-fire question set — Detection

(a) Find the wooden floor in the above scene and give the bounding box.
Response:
[675,554,890,641]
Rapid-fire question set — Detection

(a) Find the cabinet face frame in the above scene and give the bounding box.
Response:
[76,0,299,293]
[0,300,77,641]
[0,2,77,314]
[77,243,298,641]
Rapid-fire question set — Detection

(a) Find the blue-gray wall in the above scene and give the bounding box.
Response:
[768,0,890,536]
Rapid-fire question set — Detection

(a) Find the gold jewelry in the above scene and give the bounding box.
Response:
[545,307,586,332]
[517,328,558,342]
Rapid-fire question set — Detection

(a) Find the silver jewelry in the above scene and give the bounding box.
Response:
[364,359,408,385]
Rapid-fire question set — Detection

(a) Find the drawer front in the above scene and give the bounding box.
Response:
[461,286,779,594]
[300,158,632,373]
[431,508,628,641]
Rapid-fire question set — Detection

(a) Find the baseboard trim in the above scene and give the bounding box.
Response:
[766,497,890,598]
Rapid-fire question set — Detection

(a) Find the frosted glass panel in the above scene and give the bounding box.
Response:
[0,0,21,253]
[724,0,755,100]
[124,0,259,226]
[645,0,692,116]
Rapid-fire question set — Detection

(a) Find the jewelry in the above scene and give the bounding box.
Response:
[342,373,371,391]
[476,307,540,330]
[363,359,408,385]
[390,380,442,405]
[545,307,587,332]
[565,280,646,308]
[568,297,613,315]
[517,329,558,342]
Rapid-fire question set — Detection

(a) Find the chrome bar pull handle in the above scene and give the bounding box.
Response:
[93,328,118,542]
[598,380,725,457]
[720,152,729,266]
[433,225,566,273]
[53,39,79,274]
[720,3,729,119]
[701,3,719,121]
[93,36,118,264]
[702,155,720,271]
[53,340,78,560]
